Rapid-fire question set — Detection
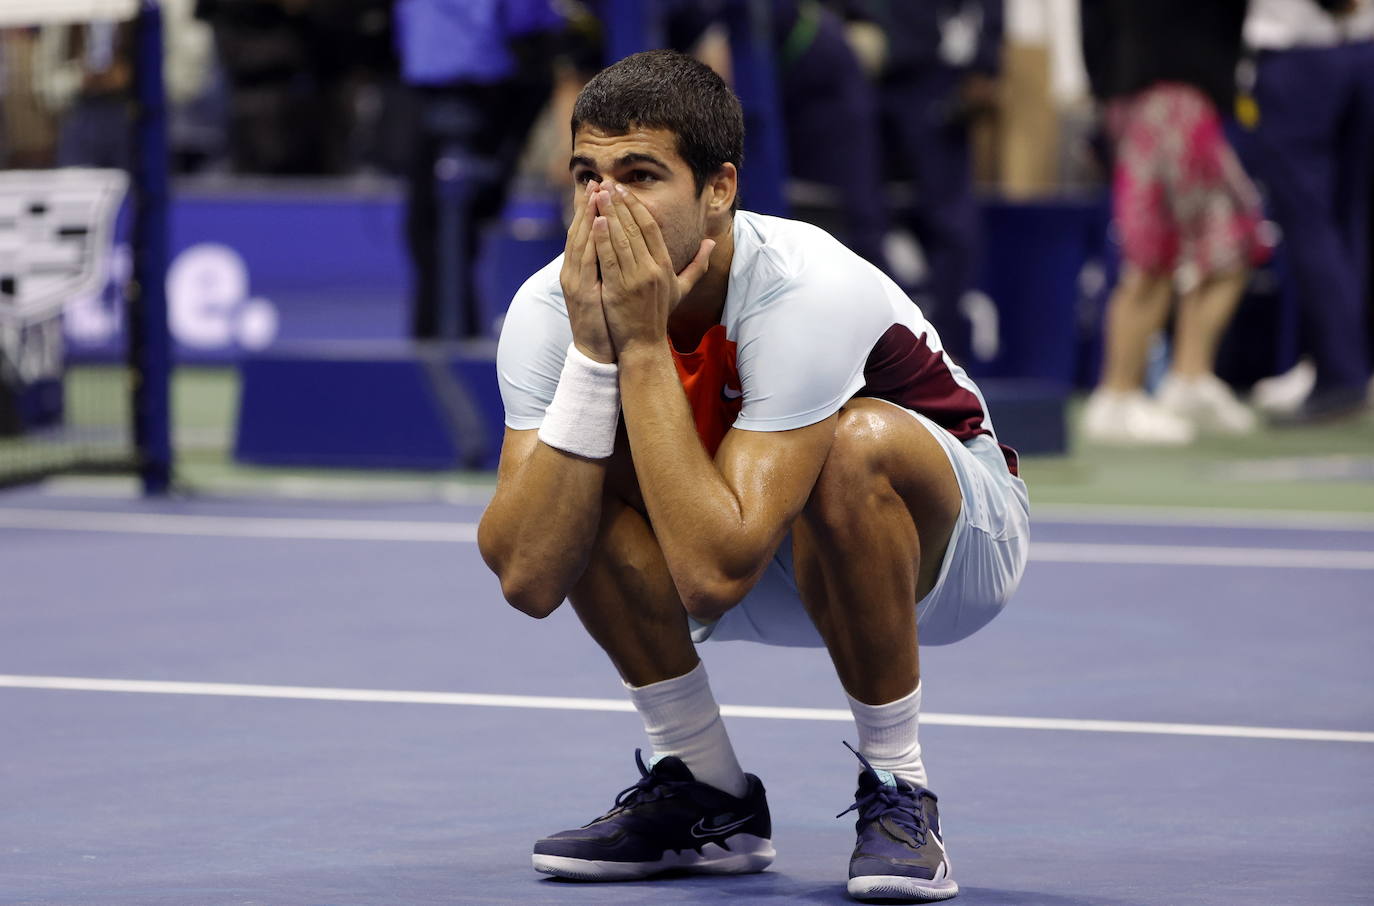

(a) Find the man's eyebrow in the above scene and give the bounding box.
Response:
[568,152,671,172]
[613,152,670,171]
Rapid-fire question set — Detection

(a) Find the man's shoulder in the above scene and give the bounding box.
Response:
[736,210,850,261]
[497,255,571,354]
[729,212,891,320]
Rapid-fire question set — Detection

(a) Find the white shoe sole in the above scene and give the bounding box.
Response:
[532,833,775,880]
[848,874,960,901]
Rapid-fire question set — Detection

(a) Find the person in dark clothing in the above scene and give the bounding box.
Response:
[395,0,566,339]
[775,0,891,269]
[1239,0,1374,423]
[1078,0,1272,445]
[195,0,377,175]
[865,0,1003,366]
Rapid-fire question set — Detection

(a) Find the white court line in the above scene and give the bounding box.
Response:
[2,508,1371,570]
[38,478,1374,531]
[40,475,499,505]
[1032,503,1374,531]
[0,508,477,542]
[2,674,1370,745]
[1030,542,1374,570]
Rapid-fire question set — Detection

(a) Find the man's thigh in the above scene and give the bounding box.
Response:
[694,401,1028,648]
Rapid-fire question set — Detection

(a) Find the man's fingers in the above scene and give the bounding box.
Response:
[564,183,585,245]
[568,181,597,251]
[607,183,646,261]
[592,215,621,288]
[595,185,637,269]
[576,193,599,283]
[614,183,673,272]
[676,238,716,296]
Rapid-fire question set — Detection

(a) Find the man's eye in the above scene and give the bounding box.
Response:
[629,171,656,183]
[574,172,596,185]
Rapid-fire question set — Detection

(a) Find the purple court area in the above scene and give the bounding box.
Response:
[2,485,1372,905]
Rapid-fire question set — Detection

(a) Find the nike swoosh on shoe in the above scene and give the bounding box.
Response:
[690,813,756,839]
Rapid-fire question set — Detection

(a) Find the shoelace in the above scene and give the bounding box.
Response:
[836,741,929,846]
[595,749,684,821]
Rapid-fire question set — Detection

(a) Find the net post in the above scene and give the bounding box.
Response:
[130,0,172,494]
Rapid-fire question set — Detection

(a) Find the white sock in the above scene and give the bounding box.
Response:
[625,661,750,798]
[847,682,928,788]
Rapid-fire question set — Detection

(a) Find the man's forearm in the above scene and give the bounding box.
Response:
[617,342,761,616]
[478,442,608,618]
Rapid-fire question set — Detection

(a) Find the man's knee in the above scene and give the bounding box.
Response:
[805,399,960,535]
[806,402,908,528]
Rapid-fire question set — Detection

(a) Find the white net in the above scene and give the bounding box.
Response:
[0,1,148,483]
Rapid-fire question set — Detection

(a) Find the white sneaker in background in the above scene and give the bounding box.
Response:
[1081,389,1196,446]
[1157,373,1258,435]
[1251,359,1316,416]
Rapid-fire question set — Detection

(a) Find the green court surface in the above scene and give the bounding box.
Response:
[0,366,134,482]
[47,366,1374,515]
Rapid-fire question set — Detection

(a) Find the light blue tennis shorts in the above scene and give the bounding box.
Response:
[689,402,1030,648]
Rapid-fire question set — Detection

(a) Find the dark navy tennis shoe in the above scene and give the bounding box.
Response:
[532,749,774,880]
[839,742,958,902]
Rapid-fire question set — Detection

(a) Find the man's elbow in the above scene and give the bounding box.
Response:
[478,529,566,619]
[679,574,749,624]
[498,572,566,619]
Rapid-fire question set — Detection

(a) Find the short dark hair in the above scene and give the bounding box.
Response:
[572,49,744,203]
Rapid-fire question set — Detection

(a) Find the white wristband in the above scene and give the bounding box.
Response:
[537,344,620,459]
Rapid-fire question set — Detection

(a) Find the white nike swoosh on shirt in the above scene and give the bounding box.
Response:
[721,385,743,400]
[690,813,755,838]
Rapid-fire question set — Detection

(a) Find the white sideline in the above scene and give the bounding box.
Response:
[38,478,1374,531]
[2,508,1372,569]
[0,508,478,542]
[1031,503,1374,531]
[2,675,1371,745]
[1028,542,1374,570]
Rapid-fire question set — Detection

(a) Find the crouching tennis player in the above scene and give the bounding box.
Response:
[478,49,1029,903]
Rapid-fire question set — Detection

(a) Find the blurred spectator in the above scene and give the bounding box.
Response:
[868,0,1003,365]
[672,0,891,268]
[396,0,567,339]
[0,29,59,168]
[40,20,135,169]
[195,0,389,175]
[11,1,215,171]
[1240,0,1374,423]
[1079,0,1271,445]
[779,1,890,269]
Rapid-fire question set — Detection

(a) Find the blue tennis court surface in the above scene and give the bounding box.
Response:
[3,484,1372,905]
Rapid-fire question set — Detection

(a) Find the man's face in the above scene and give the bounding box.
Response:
[569,126,712,275]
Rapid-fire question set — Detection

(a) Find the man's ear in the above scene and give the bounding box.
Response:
[707,163,738,215]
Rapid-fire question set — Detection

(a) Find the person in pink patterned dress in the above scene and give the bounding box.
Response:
[1079,0,1273,445]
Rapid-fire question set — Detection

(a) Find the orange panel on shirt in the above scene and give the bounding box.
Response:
[670,324,741,458]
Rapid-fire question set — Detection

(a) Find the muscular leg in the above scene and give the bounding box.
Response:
[796,399,964,898]
[791,398,961,706]
[566,456,746,796]
[566,486,697,688]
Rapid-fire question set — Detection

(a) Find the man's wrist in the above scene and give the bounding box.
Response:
[616,337,669,371]
[538,344,620,459]
[572,338,615,365]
